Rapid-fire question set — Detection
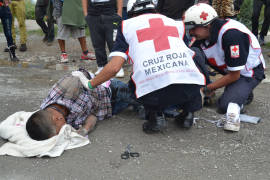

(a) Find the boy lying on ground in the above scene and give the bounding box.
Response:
[26,68,139,140]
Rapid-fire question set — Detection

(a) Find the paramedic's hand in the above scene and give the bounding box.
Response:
[201,86,215,97]
[72,71,90,90]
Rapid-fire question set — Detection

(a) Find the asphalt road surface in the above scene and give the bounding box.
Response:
[0,33,270,180]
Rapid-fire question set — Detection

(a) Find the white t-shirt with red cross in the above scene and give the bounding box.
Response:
[109,13,206,98]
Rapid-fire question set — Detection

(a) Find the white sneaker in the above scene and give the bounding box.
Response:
[224,103,240,132]
[60,53,68,63]
[95,67,103,75]
[116,68,124,78]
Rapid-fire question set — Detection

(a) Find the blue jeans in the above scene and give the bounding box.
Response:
[110,79,139,115]
[0,6,14,47]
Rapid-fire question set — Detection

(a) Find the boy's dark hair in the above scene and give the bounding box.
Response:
[26,110,56,141]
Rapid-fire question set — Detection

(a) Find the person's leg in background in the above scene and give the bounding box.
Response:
[35,4,49,42]
[0,6,19,61]
[258,0,270,45]
[252,0,263,38]
[10,0,27,52]
[17,0,27,51]
[104,14,124,77]
[86,15,107,75]
[57,39,67,62]
[46,0,55,45]
[78,35,96,60]
[10,1,17,46]
[56,17,68,63]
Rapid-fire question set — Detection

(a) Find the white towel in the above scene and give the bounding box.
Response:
[0,111,89,157]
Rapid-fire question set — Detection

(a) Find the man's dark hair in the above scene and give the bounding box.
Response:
[26,110,56,141]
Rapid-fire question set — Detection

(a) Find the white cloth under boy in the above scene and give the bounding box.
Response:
[0,111,89,157]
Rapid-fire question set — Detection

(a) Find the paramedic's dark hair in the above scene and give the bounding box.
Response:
[128,0,156,17]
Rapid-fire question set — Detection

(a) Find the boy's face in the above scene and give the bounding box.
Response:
[47,108,67,135]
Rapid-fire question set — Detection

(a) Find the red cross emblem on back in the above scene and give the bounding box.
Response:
[136,18,179,52]
[200,12,208,20]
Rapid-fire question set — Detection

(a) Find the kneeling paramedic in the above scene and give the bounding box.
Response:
[73,0,206,134]
[184,3,265,132]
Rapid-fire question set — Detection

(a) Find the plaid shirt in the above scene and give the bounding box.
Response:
[40,75,112,129]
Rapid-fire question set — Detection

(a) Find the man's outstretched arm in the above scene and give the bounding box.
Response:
[77,114,97,136]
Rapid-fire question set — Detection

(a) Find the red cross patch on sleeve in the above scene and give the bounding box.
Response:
[230,45,240,58]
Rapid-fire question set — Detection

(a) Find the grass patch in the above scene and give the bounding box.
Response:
[265,42,270,48]
[85,27,90,36]
[27,29,44,36]
[238,0,266,30]
[25,0,35,20]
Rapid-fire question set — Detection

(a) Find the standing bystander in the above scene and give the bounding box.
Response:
[252,0,270,45]
[82,0,124,77]
[52,0,95,63]
[0,0,19,61]
[35,0,55,46]
[9,0,27,51]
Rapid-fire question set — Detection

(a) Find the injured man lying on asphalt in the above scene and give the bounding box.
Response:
[26,68,140,141]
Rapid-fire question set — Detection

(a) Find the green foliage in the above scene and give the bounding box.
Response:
[237,0,265,30]
[237,0,253,29]
[265,42,270,48]
[25,0,35,20]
